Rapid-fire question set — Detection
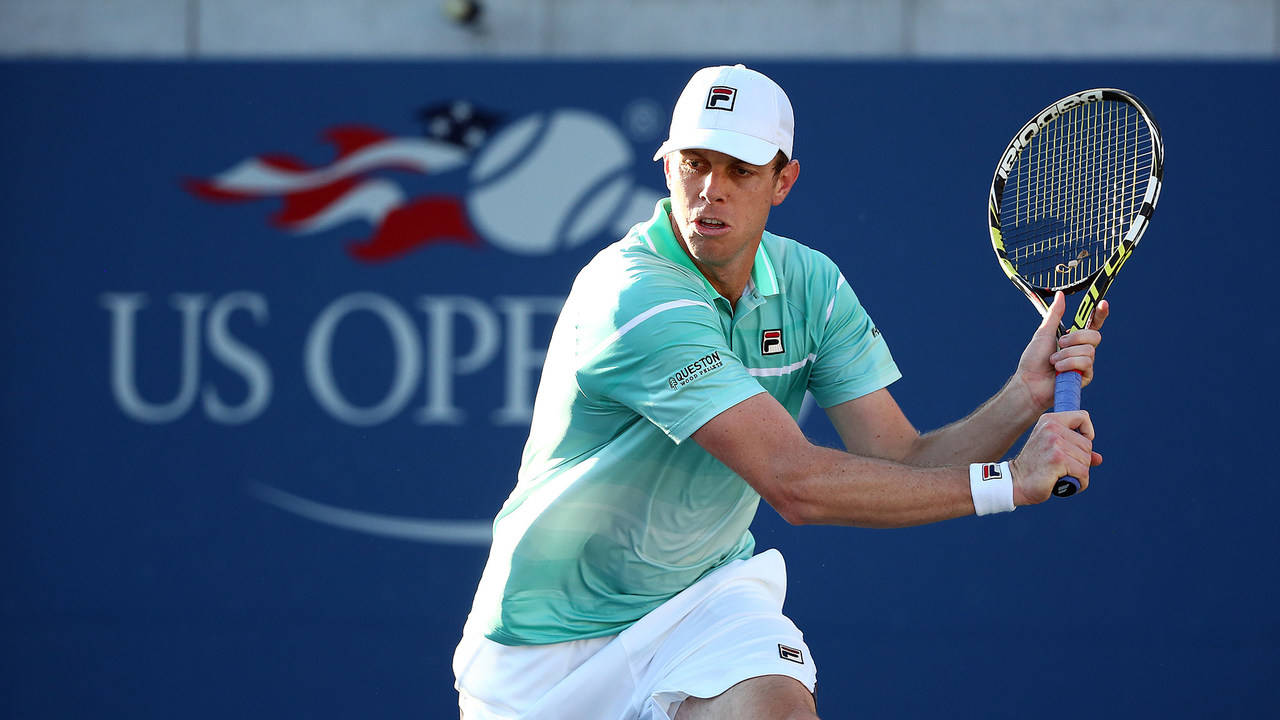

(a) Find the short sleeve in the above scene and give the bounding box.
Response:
[576,292,766,444]
[806,276,901,408]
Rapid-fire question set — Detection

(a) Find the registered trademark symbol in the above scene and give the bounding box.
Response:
[623,99,664,141]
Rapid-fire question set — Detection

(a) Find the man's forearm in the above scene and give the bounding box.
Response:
[902,375,1044,467]
[777,446,978,529]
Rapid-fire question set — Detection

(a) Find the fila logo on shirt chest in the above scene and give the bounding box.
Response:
[761,329,784,356]
[706,86,737,111]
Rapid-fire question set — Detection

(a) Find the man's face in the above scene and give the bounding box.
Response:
[663,148,798,273]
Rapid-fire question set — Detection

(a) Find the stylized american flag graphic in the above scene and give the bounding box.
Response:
[185,102,501,262]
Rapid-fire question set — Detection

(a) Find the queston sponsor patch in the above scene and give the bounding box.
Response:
[667,351,724,389]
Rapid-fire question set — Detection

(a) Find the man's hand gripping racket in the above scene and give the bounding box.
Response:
[988,88,1164,497]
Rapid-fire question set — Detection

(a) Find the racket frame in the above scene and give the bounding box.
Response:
[986,88,1163,497]
[988,88,1164,336]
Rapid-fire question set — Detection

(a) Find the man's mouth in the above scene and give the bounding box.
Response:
[693,217,729,234]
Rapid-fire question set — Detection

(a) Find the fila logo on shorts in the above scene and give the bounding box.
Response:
[706,86,737,111]
[761,329,784,355]
[778,644,804,664]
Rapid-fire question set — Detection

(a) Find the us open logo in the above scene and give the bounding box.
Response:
[186,104,664,261]
[761,328,784,355]
[706,86,737,111]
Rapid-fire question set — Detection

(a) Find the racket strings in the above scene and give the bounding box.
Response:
[1001,101,1154,290]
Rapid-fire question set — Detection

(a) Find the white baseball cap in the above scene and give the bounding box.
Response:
[653,64,794,166]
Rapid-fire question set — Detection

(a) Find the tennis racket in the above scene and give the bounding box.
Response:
[988,88,1164,498]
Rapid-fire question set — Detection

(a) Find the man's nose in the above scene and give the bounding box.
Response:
[700,168,728,202]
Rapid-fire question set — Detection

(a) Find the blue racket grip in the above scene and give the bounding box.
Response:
[1051,370,1083,497]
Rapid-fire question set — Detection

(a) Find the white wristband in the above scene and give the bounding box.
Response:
[970,462,1016,516]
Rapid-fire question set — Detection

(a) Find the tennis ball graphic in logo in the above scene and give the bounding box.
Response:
[467,110,635,255]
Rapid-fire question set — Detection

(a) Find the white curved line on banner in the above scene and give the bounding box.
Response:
[212,138,469,194]
[250,482,492,545]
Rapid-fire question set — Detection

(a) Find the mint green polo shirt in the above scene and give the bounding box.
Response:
[468,199,901,646]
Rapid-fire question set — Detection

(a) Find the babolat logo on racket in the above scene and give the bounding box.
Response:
[706,86,737,111]
[980,463,1003,481]
[1073,240,1135,330]
[761,329,784,355]
[998,89,1105,177]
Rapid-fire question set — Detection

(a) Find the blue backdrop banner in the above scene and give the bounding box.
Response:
[2,60,1277,718]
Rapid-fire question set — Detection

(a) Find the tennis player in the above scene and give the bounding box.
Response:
[453,64,1106,720]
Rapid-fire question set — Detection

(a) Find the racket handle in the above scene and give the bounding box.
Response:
[1051,370,1083,498]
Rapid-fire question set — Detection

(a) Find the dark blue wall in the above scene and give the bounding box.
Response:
[2,61,1277,718]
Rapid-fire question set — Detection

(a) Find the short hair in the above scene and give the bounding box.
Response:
[771,151,789,177]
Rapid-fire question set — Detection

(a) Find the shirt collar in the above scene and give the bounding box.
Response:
[643,198,780,298]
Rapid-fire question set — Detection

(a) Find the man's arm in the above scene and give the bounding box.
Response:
[691,390,1098,529]
[827,293,1109,466]
[691,293,1108,528]
[824,381,1038,466]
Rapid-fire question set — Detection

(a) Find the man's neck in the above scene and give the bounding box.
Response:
[668,214,756,309]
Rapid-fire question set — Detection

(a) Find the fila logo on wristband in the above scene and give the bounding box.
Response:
[970,461,1016,516]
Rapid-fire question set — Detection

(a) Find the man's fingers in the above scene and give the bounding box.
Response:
[1039,291,1066,333]
[1066,457,1092,489]
[1034,410,1094,441]
[1060,442,1102,493]
[1050,348,1096,378]
[1088,299,1110,331]
[1019,412,1101,502]
[1058,328,1101,350]
[1034,291,1066,336]
[1067,428,1094,459]
[1051,342,1096,363]
[1054,428,1094,484]
[1054,409,1095,441]
[1057,321,1103,384]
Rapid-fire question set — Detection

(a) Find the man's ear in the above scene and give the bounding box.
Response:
[772,159,800,206]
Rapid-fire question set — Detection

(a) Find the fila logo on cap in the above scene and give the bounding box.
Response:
[761,329,784,355]
[706,85,737,111]
[778,644,804,664]
[652,65,793,165]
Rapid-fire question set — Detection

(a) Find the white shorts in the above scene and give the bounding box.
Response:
[453,549,817,720]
